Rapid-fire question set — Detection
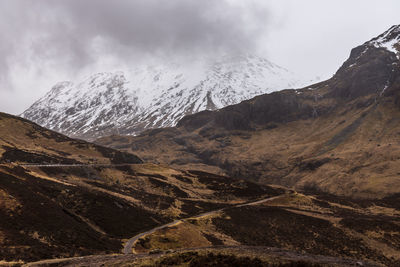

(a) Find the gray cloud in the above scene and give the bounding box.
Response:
[0,0,399,114]
[0,0,271,114]
[56,0,269,55]
[0,0,269,75]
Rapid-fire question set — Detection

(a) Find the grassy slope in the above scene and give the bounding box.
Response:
[131,192,400,266]
[0,163,282,262]
[0,112,284,262]
[97,100,400,198]
[0,112,142,165]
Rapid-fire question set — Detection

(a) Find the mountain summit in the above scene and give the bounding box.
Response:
[21,55,314,141]
[368,24,400,58]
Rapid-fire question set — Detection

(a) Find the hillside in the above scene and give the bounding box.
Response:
[129,191,400,266]
[97,25,400,198]
[21,190,400,266]
[3,112,398,266]
[0,112,141,165]
[0,112,283,262]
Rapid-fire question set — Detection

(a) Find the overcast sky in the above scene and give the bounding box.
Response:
[0,0,399,114]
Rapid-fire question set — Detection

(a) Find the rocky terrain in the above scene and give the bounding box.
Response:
[98,25,400,199]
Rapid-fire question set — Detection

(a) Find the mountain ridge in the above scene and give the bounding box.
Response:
[21,55,316,141]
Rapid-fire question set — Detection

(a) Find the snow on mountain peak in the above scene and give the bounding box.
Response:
[21,55,316,141]
[368,25,400,58]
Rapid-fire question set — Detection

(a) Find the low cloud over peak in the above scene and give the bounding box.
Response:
[0,0,270,77]
[1,0,399,114]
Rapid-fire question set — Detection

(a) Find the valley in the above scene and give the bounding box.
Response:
[3,107,399,266]
[1,23,400,267]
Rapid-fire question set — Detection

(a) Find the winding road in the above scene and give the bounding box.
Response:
[21,163,139,168]
[122,194,282,254]
[22,193,378,267]
[21,163,283,255]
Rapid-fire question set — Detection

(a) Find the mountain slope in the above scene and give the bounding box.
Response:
[0,112,285,262]
[97,25,400,198]
[0,112,142,165]
[21,55,313,141]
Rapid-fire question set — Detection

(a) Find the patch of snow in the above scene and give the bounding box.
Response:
[369,25,400,59]
[380,83,389,97]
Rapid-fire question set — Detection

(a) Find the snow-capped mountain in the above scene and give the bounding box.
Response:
[21,55,316,141]
[367,24,400,59]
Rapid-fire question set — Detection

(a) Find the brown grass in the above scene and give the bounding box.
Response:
[0,189,21,213]
[132,192,400,266]
[98,101,400,198]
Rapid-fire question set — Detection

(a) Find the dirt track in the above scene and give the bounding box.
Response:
[23,245,381,267]
[122,194,282,254]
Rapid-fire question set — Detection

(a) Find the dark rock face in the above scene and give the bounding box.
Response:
[177,111,216,130]
[178,91,318,131]
[331,44,399,99]
[217,91,315,128]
